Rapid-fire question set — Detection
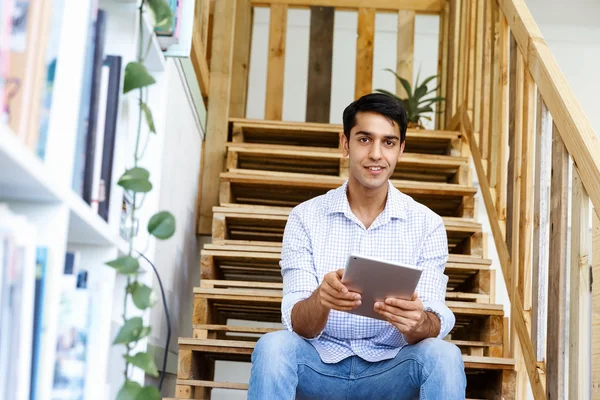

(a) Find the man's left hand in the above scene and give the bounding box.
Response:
[374,292,427,336]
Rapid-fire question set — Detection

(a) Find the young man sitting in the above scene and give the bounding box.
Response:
[248,93,466,399]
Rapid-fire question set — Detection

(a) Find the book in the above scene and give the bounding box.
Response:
[98,55,122,222]
[30,246,48,400]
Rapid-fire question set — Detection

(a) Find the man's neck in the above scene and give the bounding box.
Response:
[346,178,388,228]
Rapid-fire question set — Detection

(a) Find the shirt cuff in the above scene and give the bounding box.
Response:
[422,300,455,339]
[281,291,324,341]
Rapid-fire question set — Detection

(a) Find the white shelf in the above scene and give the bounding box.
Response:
[0,123,128,252]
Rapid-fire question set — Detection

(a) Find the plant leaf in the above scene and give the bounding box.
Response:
[148,211,176,240]
[417,75,438,91]
[418,96,446,107]
[113,317,151,344]
[140,102,156,134]
[416,106,434,114]
[136,386,161,400]
[124,62,156,94]
[124,352,159,377]
[414,85,427,100]
[147,0,174,31]
[118,167,153,193]
[116,381,142,400]
[131,283,155,310]
[383,68,412,99]
[106,256,140,275]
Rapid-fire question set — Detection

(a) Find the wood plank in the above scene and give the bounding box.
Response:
[456,0,467,108]
[445,0,460,123]
[546,124,569,400]
[437,0,449,129]
[355,8,375,99]
[531,93,551,362]
[465,0,477,123]
[498,0,600,216]
[265,4,288,120]
[198,0,238,235]
[495,11,509,229]
[592,209,600,398]
[568,167,591,399]
[191,3,211,101]
[229,0,254,117]
[177,380,248,390]
[250,0,443,13]
[472,0,484,142]
[461,109,547,399]
[306,6,334,123]
[396,10,415,98]
[480,0,492,160]
[486,1,500,189]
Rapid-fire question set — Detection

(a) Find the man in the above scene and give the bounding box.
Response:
[248,93,466,399]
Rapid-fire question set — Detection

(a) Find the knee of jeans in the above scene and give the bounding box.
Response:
[419,338,464,370]
[252,330,297,364]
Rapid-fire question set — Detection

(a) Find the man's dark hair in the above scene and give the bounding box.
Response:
[342,93,408,143]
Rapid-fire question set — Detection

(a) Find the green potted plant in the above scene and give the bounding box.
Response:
[375,68,444,129]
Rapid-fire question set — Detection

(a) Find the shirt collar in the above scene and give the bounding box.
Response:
[327,180,407,221]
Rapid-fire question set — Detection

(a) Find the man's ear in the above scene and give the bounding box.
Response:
[340,133,349,157]
[399,140,406,157]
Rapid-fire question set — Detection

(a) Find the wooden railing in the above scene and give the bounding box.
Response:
[190,0,213,102]
[197,0,445,234]
[443,0,600,398]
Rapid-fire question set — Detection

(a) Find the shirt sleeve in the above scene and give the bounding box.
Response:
[416,214,455,339]
[280,208,321,337]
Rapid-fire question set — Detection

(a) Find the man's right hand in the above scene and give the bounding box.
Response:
[317,268,362,311]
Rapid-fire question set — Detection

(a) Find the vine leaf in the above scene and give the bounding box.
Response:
[124,352,159,377]
[106,256,140,275]
[140,101,156,134]
[148,211,175,240]
[124,62,156,94]
[116,381,142,400]
[113,317,151,344]
[118,167,153,193]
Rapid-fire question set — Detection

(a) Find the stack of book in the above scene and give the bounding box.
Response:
[0,1,124,222]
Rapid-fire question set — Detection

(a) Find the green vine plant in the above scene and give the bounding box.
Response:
[375,68,445,129]
[104,1,175,399]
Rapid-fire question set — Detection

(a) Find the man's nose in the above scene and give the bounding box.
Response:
[369,142,382,160]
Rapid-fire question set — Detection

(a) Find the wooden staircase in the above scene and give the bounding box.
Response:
[173,119,516,399]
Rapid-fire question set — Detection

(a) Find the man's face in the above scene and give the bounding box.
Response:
[341,111,405,191]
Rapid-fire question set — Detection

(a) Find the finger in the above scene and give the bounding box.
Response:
[336,268,345,279]
[384,297,422,311]
[411,291,418,301]
[374,309,411,331]
[326,272,349,294]
[375,302,421,320]
[323,280,360,301]
[322,298,361,312]
[321,292,362,308]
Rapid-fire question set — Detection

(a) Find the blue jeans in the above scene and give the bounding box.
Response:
[248,330,466,400]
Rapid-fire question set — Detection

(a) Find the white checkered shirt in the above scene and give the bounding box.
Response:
[280,180,455,363]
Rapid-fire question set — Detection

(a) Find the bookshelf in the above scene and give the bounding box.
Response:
[0,0,197,398]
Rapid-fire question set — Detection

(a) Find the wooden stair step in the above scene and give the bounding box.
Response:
[199,280,489,303]
[227,142,469,183]
[212,205,482,254]
[178,337,512,370]
[220,170,476,217]
[229,118,461,155]
[201,246,494,293]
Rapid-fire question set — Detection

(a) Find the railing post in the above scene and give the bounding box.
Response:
[592,209,600,397]
[547,124,569,400]
[265,4,288,120]
[568,167,591,399]
[230,0,254,118]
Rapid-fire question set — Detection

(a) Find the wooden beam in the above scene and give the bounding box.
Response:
[250,0,443,13]
[480,0,492,160]
[230,0,253,118]
[265,4,288,120]
[531,93,551,363]
[190,30,211,101]
[354,8,375,99]
[445,0,460,124]
[568,167,591,399]
[436,0,449,129]
[461,109,546,399]
[495,11,509,228]
[592,209,600,398]
[396,10,415,98]
[546,124,569,400]
[497,0,600,218]
[465,0,477,124]
[198,0,238,235]
[487,1,499,196]
[472,0,484,142]
[305,6,334,123]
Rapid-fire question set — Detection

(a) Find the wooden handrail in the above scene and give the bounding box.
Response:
[249,0,443,13]
[497,0,600,214]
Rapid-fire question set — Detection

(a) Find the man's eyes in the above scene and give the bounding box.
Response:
[357,137,396,146]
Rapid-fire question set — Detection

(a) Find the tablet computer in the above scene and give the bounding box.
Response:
[340,254,422,321]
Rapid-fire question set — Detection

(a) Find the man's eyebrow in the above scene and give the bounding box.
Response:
[355,130,400,140]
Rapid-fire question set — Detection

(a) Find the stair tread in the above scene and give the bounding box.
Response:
[222,169,477,196]
[202,244,493,268]
[178,336,513,369]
